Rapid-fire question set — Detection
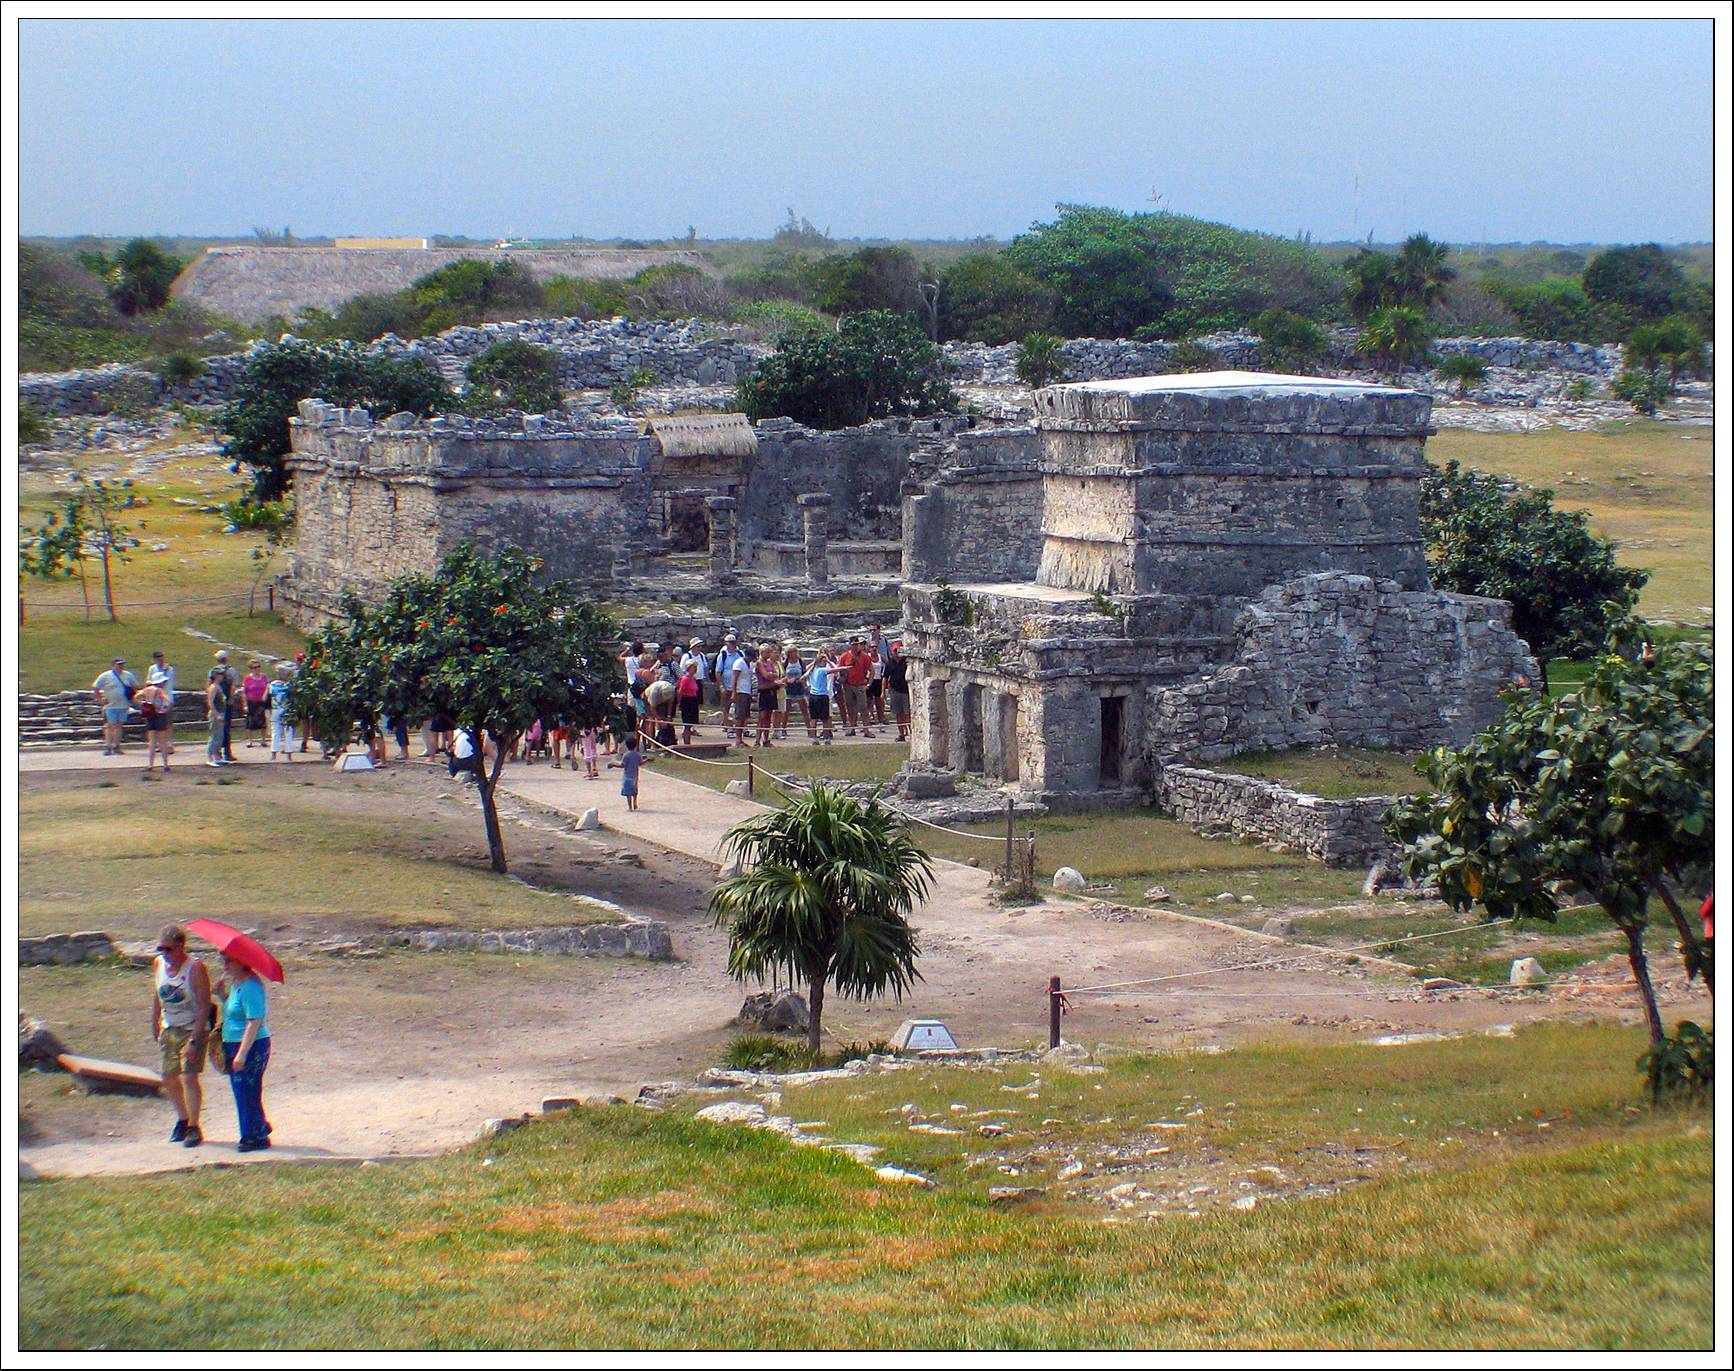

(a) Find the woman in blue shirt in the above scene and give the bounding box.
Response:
[217,953,273,1151]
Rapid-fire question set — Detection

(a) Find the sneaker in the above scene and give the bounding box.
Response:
[205,759,224,768]
[182,1125,203,1148]
[237,1136,271,1153]
[170,1119,188,1143]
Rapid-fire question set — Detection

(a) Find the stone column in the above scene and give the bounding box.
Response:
[705,496,736,585]
[798,492,833,588]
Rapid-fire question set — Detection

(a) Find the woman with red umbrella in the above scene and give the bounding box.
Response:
[188,920,281,1152]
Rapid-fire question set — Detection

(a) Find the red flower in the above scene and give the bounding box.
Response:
[494,604,509,615]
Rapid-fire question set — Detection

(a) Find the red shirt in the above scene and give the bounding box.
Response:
[840,651,871,686]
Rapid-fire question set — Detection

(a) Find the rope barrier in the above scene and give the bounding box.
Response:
[636,730,748,767]
[1065,978,1651,1000]
[21,592,258,612]
[1062,920,1519,995]
[751,763,1009,844]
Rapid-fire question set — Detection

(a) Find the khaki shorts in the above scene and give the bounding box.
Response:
[159,1025,205,1076]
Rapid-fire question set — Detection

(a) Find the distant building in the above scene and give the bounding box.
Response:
[334,237,430,250]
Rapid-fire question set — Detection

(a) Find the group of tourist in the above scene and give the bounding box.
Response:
[92,649,305,772]
[150,923,272,1153]
[615,624,912,754]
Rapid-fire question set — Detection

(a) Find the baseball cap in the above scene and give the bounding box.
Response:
[214,650,229,661]
[724,631,738,642]
[112,656,126,665]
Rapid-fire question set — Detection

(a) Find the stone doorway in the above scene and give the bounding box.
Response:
[659,491,710,553]
[999,692,1020,782]
[959,683,985,773]
[1099,695,1125,788]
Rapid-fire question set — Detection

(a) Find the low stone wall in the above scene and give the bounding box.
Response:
[620,609,902,651]
[19,364,165,416]
[20,932,119,966]
[388,920,673,959]
[18,691,216,747]
[1155,764,1397,868]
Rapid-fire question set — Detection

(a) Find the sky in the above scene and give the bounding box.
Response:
[15,17,1716,244]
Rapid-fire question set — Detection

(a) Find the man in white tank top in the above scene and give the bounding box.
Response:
[152,923,212,1147]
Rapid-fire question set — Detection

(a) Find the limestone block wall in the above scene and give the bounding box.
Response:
[1146,572,1539,763]
[901,427,1045,583]
[1153,764,1399,868]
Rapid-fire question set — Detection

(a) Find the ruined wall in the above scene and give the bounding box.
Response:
[1145,572,1539,764]
[901,427,1045,583]
[1153,764,1399,867]
[282,401,653,623]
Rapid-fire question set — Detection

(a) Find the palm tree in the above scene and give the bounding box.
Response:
[1355,305,1434,378]
[1393,233,1456,310]
[1437,352,1489,396]
[710,784,933,1056]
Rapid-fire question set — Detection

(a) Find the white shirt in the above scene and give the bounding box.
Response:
[147,663,176,703]
[93,668,137,706]
[680,650,709,681]
[453,730,476,760]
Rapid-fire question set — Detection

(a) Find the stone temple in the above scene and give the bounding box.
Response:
[898,372,1538,806]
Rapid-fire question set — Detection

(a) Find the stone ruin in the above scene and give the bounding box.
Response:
[898,372,1538,807]
[278,369,1541,817]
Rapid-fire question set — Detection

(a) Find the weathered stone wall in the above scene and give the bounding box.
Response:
[18,364,165,416]
[282,401,654,623]
[901,427,1045,583]
[1146,572,1539,763]
[1153,764,1398,867]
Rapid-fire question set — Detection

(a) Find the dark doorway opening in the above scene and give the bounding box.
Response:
[1099,695,1124,788]
[661,492,710,552]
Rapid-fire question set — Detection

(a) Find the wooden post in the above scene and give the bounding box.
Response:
[1048,976,1062,1051]
[1004,795,1015,883]
[267,585,275,613]
[746,756,755,795]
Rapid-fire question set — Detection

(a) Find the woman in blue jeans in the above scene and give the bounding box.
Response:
[217,952,272,1152]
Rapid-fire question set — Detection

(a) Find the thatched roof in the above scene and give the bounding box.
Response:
[645,412,758,459]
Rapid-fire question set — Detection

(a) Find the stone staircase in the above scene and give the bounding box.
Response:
[17,691,213,748]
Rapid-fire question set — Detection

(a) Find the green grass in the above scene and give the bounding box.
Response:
[18,1023,1713,1349]
[1213,747,1429,800]
[19,434,311,692]
[18,781,616,939]
[1431,421,1713,625]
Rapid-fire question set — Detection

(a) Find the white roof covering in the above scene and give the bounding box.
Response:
[1065,370,1416,398]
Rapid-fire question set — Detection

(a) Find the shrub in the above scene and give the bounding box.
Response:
[1014,332,1069,389]
[1583,244,1693,326]
[19,400,53,446]
[810,246,924,319]
[736,310,955,429]
[722,1034,816,1072]
[463,339,564,415]
[1624,316,1709,388]
[158,350,206,385]
[623,263,728,318]
[1436,353,1490,395]
[1253,307,1326,373]
[1566,377,1595,401]
[540,275,632,320]
[1354,305,1434,374]
[939,253,1058,343]
[1638,1021,1713,1104]
[1613,366,1671,418]
[725,299,831,342]
[607,366,659,410]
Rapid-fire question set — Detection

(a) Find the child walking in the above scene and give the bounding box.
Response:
[615,736,643,810]
[581,726,600,779]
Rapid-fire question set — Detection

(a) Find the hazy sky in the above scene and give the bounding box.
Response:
[17,17,1714,243]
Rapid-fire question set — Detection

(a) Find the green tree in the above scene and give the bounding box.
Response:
[938,254,1058,344]
[810,246,924,319]
[1005,204,1174,337]
[1253,308,1327,373]
[220,340,450,499]
[20,493,94,621]
[1387,622,1713,1043]
[1436,353,1489,395]
[1624,316,1709,390]
[408,258,542,332]
[736,310,956,429]
[1612,366,1672,418]
[108,238,185,316]
[709,783,933,1054]
[624,263,728,318]
[1343,249,1399,320]
[463,339,564,415]
[1014,332,1069,389]
[1582,244,1691,326]
[1355,304,1434,375]
[1420,460,1647,688]
[296,544,620,873]
[1391,233,1456,310]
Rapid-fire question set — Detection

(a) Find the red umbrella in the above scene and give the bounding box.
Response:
[186,918,286,983]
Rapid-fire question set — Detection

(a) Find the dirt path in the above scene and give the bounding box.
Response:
[18,748,1700,1178]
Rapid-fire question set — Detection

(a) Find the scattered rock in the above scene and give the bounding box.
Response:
[988,1186,1046,1205]
[479,1116,526,1139]
[874,1164,935,1188]
[1362,861,1398,897]
[1239,895,1257,904]
[694,1101,768,1126]
[723,778,751,798]
[1042,1041,1092,1064]
[574,808,601,831]
[1261,917,1297,938]
[1142,885,1173,903]
[634,1081,687,1109]
[1510,957,1547,987]
[19,931,117,966]
[1421,977,1465,991]
[977,1123,1005,1137]
[19,1014,67,1070]
[1057,1161,1087,1181]
[1212,892,1237,905]
[1052,866,1086,893]
[735,990,810,1033]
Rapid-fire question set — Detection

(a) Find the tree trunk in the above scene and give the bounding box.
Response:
[475,737,509,874]
[806,976,825,1057]
[1620,921,1666,1045]
[77,562,91,623]
[1536,656,1550,693]
[1648,875,1712,995]
[99,544,117,622]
